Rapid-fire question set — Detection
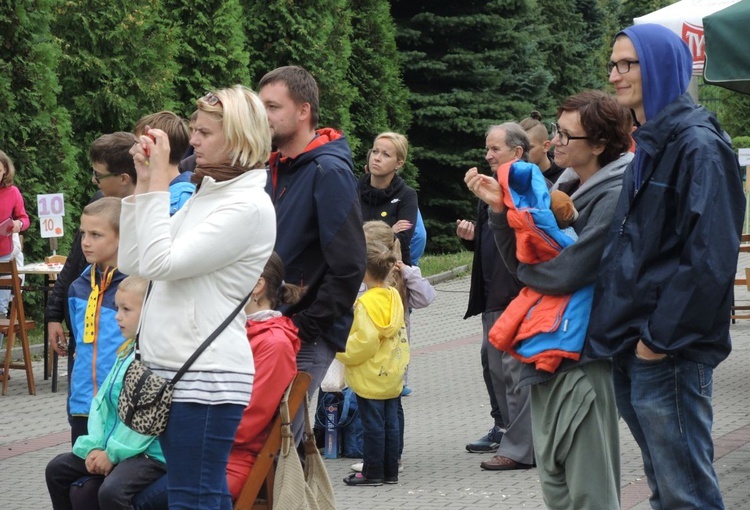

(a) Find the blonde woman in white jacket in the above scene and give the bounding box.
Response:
[122,85,275,510]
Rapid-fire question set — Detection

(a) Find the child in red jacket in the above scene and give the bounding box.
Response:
[226,252,305,499]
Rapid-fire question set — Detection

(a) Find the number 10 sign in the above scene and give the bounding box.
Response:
[37,193,65,239]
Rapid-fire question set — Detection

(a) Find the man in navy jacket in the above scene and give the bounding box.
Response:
[259,66,366,441]
[589,24,744,509]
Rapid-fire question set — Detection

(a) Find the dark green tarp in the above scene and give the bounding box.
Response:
[704,0,750,94]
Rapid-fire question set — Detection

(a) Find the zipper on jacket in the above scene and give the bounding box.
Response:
[619,214,628,235]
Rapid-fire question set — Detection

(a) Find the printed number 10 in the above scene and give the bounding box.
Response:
[41,218,55,231]
[38,195,64,216]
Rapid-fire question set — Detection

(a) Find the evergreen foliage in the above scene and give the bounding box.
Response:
[392,0,553,252]
[0,0,79,314]
[50,0,181,255]
[242,0,357,150]
[163,0,251,113]
[535,0,613,109]
[619,0,673,28]
[348,0,415,186]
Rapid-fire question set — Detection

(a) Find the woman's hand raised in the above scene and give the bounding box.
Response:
[130,126,172,194]
[464,167,505,213]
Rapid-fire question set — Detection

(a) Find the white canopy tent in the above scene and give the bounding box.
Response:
[634,0,741,75]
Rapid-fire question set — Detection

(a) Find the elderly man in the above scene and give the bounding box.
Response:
[458,123,533,471]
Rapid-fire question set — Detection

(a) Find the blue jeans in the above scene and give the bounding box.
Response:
[132,474,168,510]
[159,402,244,510]
[614,352,724,510]
[357,395,400,480]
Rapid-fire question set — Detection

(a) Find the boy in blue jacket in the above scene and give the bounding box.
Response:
[66,197,128,444]
[46,276,165,510]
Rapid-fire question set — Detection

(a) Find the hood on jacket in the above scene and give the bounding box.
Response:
[619,24,692,123]
[553,151,633,207]
[358,287,404,338]
[358,173,407,206]
[246,314,301,356]
[269,128,353,174]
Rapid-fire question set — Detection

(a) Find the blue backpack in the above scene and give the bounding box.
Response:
[315,388,363,458]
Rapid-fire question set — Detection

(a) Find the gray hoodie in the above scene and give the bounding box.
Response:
[489,152,633,296]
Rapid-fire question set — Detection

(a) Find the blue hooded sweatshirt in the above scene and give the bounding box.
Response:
[588,24,745,367]
[623,24,693,194]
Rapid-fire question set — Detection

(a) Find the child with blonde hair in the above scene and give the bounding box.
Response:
[338,240,410,486]
[46,276,166,510]
[348,221,435,475]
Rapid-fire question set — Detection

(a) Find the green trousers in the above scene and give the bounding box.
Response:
[531,359,620,510]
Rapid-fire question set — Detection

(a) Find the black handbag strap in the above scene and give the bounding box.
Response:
[135,282,252,385]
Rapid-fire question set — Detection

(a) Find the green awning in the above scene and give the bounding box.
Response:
[704,0,750,94]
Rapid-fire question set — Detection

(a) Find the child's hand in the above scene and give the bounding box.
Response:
[86,449,114,475]
[85,449,103,474]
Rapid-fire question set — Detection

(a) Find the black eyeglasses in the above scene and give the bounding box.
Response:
[606,59,640,75]
[92,169,117,183]
[550,123,589,146]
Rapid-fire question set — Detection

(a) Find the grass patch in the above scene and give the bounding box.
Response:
[419,250,473,277]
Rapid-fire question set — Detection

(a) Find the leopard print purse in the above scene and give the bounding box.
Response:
[118,360,174,436]
[117,287,252,436]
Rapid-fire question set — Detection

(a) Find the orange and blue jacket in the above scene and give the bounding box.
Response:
[488,161,593,373]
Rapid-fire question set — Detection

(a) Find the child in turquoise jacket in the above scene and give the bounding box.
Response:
[46,276,166,510]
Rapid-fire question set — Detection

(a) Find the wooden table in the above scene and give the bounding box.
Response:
[17,262,63,391]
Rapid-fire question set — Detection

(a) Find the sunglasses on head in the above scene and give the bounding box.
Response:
[201,92,222,107]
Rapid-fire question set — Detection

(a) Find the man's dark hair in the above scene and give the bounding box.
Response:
[258,65,320,128]
[89,132,138,183]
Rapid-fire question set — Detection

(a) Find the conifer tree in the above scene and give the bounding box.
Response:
[347,0,413,184]
[242,0,357,150]
[0,0,78,314]
[392,0,553,252]
[163,0,251,113]
[52,1,180,142]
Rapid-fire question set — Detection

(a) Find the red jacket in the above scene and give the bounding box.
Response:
[226,314,300,500]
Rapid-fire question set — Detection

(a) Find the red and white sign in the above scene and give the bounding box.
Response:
[635,0,741,75]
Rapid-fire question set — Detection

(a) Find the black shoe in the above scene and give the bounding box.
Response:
[384,476,398,484]
[466,425,505,453]
[344,473,383,486]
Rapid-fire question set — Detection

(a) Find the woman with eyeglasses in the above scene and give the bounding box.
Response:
[465,90,633,509]
[122,85,276,509]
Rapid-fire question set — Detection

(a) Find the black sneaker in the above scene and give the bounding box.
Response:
[344,473,384,487]
[465,425,505,453]
[384,477,398,484]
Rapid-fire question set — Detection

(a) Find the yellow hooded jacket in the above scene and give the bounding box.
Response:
[336,286,410,399]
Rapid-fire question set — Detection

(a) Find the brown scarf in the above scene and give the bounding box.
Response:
[191,163,259,189]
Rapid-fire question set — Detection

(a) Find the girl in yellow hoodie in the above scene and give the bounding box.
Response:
[338,240,410,487]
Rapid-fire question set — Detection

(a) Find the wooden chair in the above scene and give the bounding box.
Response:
[234,371,312,510]
[732,234,750,322]
[0,259,36,395]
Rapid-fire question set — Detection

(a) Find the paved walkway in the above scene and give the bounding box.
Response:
[2,271,750,509]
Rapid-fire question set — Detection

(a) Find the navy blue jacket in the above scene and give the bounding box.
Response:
[267,129,366,351]
[358,173,418,265]
[588,94,744,367]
